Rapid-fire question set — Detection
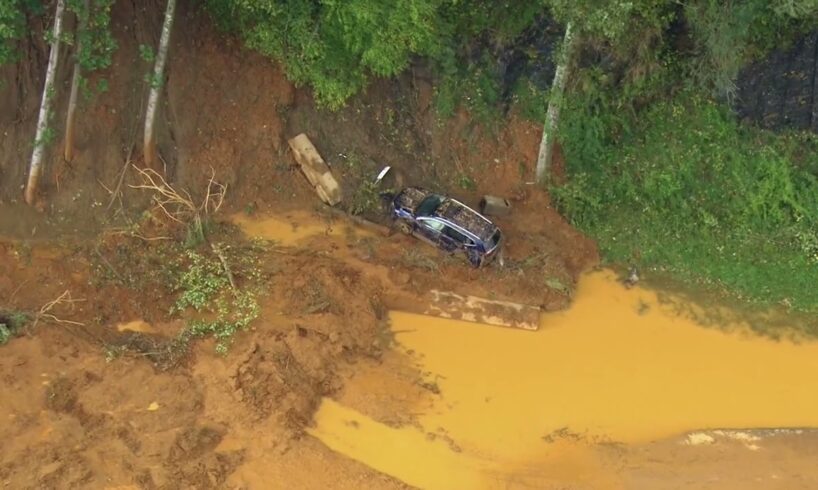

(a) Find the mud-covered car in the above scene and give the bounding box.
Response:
[387,187,503,267]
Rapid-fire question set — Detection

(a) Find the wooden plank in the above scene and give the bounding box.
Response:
[288,133,342,206]
[424,290,540,331]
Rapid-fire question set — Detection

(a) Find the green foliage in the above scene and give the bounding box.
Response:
[204,0,546,111]
[68,0,116,71]
[548,0,674,41]
[457,174,476,191]
[681,0,810,101]
[171,243,268,353]
[434,53,503,121]
[144,71,163,90]
[35,125,56,148]
[0,0,43,66]
[443,0,812,122]
[206,0,445,109]
[185,289,259,354]
[0,0,25,65]
[554,92,818,312]
[0,310,30,345]
[138,43,155,62]
[511,77,549,122]
[441,0,545,43]
[772,0,818,18]
[349,179,381,216]
[172,250,229,312]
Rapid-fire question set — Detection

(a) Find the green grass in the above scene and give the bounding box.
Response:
[553,93,818,313]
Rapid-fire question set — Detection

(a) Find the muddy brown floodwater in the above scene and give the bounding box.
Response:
[310,270,818,490]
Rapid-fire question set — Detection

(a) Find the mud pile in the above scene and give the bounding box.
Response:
[0,227,400,488]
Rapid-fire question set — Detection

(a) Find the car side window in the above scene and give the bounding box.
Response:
[443,226,468,244]
[421,219,445,232]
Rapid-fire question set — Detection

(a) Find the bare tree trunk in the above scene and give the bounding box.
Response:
[65,0,90,162]
[25,0,66,205]
[536,22,574,185]
[143,0,177,171]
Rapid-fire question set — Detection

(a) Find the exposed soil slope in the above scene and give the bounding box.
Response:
[0,1,601,488]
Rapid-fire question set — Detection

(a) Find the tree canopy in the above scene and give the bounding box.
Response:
[3,0,817,108]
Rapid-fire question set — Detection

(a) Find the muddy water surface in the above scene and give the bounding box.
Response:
[231,211,364,246]
[311,270,818,489]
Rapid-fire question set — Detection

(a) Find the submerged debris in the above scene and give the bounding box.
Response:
[623,266,639,288]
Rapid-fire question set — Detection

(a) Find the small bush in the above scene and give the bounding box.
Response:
[349,180,381,216]
[0,311,30,345]
[171,242,268,353]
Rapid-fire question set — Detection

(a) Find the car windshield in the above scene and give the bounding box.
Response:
[485,229,501,250]
[416,194,442,216]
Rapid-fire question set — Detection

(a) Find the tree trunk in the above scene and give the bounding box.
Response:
[65,0,90,163]
[25,0,66,205]
[143,0,177,171]
[536,22,575,185]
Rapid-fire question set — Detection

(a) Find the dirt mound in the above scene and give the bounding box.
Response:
[0,217,410,488]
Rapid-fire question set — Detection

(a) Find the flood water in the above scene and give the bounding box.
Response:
[310,270,818,489]
[231,211,359,246]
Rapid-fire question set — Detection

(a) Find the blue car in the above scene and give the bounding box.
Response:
[388,187,503,267]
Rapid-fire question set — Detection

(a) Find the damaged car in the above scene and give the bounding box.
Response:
[387,187,503,267]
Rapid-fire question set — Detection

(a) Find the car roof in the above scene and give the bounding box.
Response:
[437,199,496,241]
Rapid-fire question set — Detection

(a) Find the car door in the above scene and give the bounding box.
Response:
[440,224,468,252]
[416,217,445,244]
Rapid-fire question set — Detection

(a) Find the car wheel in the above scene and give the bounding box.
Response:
[466,250,482,268]
[398,220,413,235]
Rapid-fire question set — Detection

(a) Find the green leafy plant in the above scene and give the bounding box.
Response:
[0,310,30,345]
[456,174,476,191]
[205,0,444,109]
[349,179,381,216]
[68,0,117,71]
[0,0,27,65]
[171,243,268,354]
[185,289,260,354]
[172,250,229,312]
[138,43,155,62]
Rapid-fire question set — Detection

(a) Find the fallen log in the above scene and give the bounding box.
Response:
[288,134,342,206]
